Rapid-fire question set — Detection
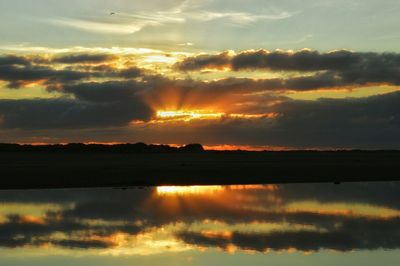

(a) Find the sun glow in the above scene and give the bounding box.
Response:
[155,110,279,122]
[156,110,225,121]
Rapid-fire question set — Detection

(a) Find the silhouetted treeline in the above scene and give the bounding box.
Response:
[0,143,205,153]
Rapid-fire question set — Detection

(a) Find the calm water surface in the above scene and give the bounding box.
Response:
[0,182,399,266]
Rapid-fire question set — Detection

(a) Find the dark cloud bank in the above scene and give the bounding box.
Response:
[176,49,400,80]
[0,52,400,148]
[52,53,118,64]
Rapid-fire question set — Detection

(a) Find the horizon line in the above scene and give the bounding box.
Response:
[1,142,399,152]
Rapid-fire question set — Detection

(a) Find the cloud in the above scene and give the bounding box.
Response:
[0,214,87,248]
[279,182,400,210]
[0,55,91,88]
[0,213,143,248]
[2,182,399,210]
[174,51,232,71]
[50,18,144,35]
[1,82,399,147]
[47,1,295,35]
[0,54,143,89]
[178,216,400,252]
[176,49,400,87]
[175,49,358,71]
[268,91,400,148]
[187,10,294,25]
[123,91,400,149]
[60,80,147,103]
[62,189,152,222]
[0,52,382,94]
[230,49,363,71]
[0,55,31,66]
[53,53,118,64]
[0,51,399,148]
[52,239,116,249]
[0,98,152,129]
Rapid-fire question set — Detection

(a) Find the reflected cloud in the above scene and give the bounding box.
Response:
[0,183,399,254]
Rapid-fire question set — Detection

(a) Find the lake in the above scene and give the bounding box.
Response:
[0,182,399,266]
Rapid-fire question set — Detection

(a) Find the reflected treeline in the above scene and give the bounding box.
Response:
[0,182,399,253]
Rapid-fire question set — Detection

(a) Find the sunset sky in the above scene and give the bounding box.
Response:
[1,0,400,148]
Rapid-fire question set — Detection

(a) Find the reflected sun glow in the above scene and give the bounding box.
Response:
[156,184,271,196]
[156,186,224,195]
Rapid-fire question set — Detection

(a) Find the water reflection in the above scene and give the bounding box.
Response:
[0,183,399,264]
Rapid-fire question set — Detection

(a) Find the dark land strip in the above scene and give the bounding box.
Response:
[0,144,399,189]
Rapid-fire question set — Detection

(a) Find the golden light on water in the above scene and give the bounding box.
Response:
[229,113,279,119]
[156,184,272,196]
[156,186,224,195]
[200,230,233,239]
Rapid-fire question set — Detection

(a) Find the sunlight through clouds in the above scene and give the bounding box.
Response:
[1,0,400,147]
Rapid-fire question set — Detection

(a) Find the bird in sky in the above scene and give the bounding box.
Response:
[110,12,115,16]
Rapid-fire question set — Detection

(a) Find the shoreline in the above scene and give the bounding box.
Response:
[1,150,399,189]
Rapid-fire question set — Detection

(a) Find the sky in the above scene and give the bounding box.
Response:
[1,0,400,148]
[0,183,400,266]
